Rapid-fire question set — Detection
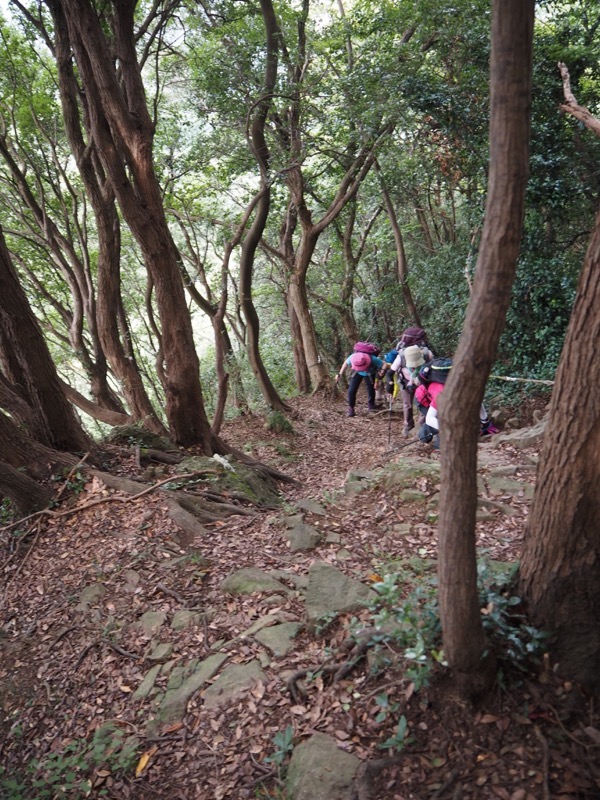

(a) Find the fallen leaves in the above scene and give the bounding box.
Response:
[0,395,592,800]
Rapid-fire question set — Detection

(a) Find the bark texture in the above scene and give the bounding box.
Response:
[0,225,89,452]
[520,175,600,692]
[436,0,534,698]
[46,0,212,448]
[0,461,52,515]
[239,0,290,413]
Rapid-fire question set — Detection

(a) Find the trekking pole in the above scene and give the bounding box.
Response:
[387,393,393,447]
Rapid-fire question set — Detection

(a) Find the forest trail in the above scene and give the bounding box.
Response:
[1,392,597,800]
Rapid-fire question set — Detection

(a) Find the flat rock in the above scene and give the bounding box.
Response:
[202,660,265,709]
[171,610,203,630]
[134,610,167,638]
[491,419,547,449]
[132,664,162,700]
[286,732,361,800]
[285,521,323,552]
[254,622,302,656]
[151,653,228,731]
[75,583,105,612]
[220,567,292,596]
[148,642,173,662]
[294,498,327,516]
[486,475,534,499]
[305,562,376,623]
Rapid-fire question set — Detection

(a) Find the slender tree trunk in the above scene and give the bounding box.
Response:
[377,164,422,326]
[58,379,133,428]
[0,136,121,414]
[288,265,331,392]
[287,297,311,394]
[436,0,534,700]
[238,0,290,413]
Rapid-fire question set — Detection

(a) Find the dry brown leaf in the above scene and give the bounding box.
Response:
[135,745,158,777]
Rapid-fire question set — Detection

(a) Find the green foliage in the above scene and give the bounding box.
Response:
[477,561,550,683]
[263,725,295,768]
[0,497,16,525]
[365,573,443,691]
[265,411,294,434]
[378,714,414,753]
[54,468,87,498]
[0,723,139,799]
[361,558,548,698]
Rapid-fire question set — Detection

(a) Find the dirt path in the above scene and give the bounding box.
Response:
[0,394,597,800]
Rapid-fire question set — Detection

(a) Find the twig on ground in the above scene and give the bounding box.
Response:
[75,638,139,670]
[155,582,186,605]
[534,725,551,800]
[3,518,44,598]
[429,771,458,799]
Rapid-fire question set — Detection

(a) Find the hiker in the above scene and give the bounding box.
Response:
[415,380,445,450]
[415,358,498,448]
[394,326,433,354]
[389,329,434,437]
[336,348,385,417]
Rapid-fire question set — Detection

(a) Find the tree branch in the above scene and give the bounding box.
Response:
[558,62,600,138]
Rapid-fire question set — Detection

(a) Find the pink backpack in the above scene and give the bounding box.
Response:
[353,341,380,355]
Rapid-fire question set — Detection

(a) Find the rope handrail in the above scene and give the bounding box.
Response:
[488,374,554,386]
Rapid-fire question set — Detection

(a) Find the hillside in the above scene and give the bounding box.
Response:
[0,393,598,800]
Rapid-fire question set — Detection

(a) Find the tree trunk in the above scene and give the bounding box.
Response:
[0,224,89,452]
[377,164,422,327]
[287,295,311,395]
[436,0,534,699]
[54,13,165,432]
[288,268,331,392]
[58,379,133,427]
[0,135,122,414]
[238,0,290,413]
[48,0,213,449]
[0,411,76,474]
[520,76,600,693]
[0,461,52,515]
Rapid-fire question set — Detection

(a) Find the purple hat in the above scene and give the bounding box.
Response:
[350,352,372,371]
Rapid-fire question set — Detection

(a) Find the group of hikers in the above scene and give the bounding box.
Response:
[335,326,497,449]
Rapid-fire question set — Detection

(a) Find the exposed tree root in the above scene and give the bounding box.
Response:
[286,635,373,703]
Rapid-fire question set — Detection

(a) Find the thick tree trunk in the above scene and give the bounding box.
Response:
[519,182,600,692]
[0,225,89,452]
[0,411,76,474]
[49,0,213,449]
[0,461,52,515]
[436,0,534,699]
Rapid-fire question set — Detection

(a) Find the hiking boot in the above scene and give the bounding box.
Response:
[367,404,380,412]
[402,422,415,438]
[346,407,355,417]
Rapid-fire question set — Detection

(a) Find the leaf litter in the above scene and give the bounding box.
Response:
[0,394,598,799]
